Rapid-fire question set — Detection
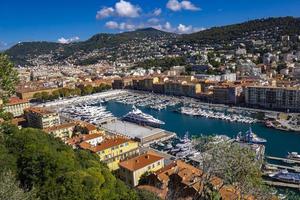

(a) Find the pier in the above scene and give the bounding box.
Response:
[265,163,300,172]
[263,180,300,189]
[266,156,300,164]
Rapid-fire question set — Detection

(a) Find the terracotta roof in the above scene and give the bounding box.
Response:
[82,133,103,141]
[65,133,104,146]
[44,122,76,132]
[78,136,132,153]
[119,151,164,171]
[7,97,29,105]
[24,107,56,115]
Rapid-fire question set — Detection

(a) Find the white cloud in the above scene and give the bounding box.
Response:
[96,7,115,19]
[177,24,193,33]
[152,21,174,32]
[164,22,173,31]
[119,22,135,30]
[181,1,200,11]
[58,36,80,44]
[148,18,160,24]
[96,0,140,19]
[105,21,119,29]
[105,21,136,31]
[151,21,203,34]
[153,8,162,16]
[115,0,140,18]
[166,0,200,11]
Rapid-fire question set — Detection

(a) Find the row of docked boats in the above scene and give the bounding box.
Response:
[112,91,181,111]
[60,104,114,125]
[180,107,257,124]
[154,132,199,159]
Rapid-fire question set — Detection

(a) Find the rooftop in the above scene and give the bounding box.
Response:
[43,122,76,132]
[79,136,133,153]
[6,97,29,105]
[102,120,164,140]
[119,151,164,171]
[24,107,57,115]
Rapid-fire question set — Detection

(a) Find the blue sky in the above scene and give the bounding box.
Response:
[1,0,300,49]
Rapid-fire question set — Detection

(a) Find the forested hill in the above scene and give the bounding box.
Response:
[5,17,300,66]
[181,17,300,44]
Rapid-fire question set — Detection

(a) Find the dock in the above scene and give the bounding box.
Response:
[266,156,300,164]
[265,163,300,172]
[263,180,300,189]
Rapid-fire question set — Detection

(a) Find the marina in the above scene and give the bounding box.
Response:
[35,90,300,190]
[38,90,300,158]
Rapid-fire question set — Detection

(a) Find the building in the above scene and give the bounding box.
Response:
[101,120,176,146]
[213,86,243,104]
[16,87,59,100]
[119,151,164,186]
[2,97,30,117]
[112,78,133,89]
[25,107,60,129]
[245,86,300,112]
[139,160,242,200]
[164,81,201,97]
[79,136,139,171]
[66,133,104,149]
[43,122,76,139]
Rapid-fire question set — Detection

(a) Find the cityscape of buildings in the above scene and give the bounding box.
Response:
[2,7,300,200]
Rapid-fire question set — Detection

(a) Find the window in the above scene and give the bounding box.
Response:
[147,166,151,170]
[157,161,160,166]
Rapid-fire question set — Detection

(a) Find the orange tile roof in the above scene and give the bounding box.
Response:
[66,133,104,146]
[24,107,56,115]
[44,122,76,132]
[78,136,132,153]
[82,133,103,141]
[119,151,164,171]
[7,97,29,105]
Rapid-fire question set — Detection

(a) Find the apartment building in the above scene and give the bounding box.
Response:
[43,122,76,139]
[25,107,60,129]
[2,97,30,117]
[213,85,243,104]
[119,151,164,187]
[245,86,300,112]
[79,136,139,171]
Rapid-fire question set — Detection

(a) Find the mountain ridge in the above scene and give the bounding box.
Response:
[6,17,300,66]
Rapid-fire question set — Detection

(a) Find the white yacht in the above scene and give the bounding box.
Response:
[122,106,165,127]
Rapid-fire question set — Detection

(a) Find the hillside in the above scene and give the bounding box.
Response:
[181,17,300,44]
[5,17,300,66]
[6,28,177,66]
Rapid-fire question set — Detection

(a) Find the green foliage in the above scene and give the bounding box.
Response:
[201,141,272,199]
[0,170,38,200]
[81,85,94,96]
[183,17,300,45]
[0,124,138,200]
[33,85,110,102]
[0,53,19,102]
[136,189,161,200]
[0,110,14,121]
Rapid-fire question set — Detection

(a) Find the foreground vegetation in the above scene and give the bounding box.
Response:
[33,84,112,102]
[0,124,157,200]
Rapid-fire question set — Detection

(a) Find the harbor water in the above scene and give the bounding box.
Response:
[104,101,300,158]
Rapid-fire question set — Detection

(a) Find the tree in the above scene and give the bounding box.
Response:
[0,170,38,200]
[81,85,93,95]
[0,54,19,102]
[1,125,138,200]
[198,141,272,199]
[0,111,14,121]
[33,93,42,101]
